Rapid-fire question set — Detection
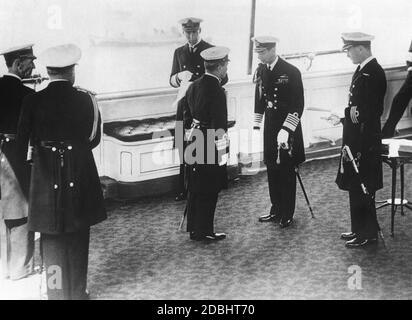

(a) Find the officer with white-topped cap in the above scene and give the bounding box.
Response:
[252,36,305,228]
[328,32,386,248]
[0,44,36,281]
[179,46,230,241]
[17,44,107,299]
[171,17,228,202]
[382,40,412,138]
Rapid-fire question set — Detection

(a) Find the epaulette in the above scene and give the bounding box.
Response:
[75,86,97,96]
[75,86,100,142]
[362,73,370,77]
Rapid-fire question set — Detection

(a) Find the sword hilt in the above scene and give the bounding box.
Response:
[276,145,281,164]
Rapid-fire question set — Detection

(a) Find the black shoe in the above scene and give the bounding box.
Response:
[259,214,275,222]
[82,289,90,300]
[175,193,186,201]
[279,218,293,228]
[190,232,200,240]
[345,237,377,248]
[204,233,226,241]
[341,232,357,240]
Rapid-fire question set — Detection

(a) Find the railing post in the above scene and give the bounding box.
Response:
[247,0,256,75]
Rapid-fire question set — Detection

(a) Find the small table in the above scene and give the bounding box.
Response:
[376,139,412,237]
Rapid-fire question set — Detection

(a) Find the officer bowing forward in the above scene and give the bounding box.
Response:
[180,46,230,241]
[252,36,305,228]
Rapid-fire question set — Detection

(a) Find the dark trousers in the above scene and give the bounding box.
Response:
[41,228,90,300]
[186,191,218,236]
[267,162,296,221]
[177,163,187,196]
[177,141,188,196]
[349,185,378,239]
[0,217,34,280]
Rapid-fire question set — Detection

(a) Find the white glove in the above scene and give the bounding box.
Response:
[219,153,228,166]
[277,129,289,149]
[178,70,193,83]
[325,112,342,126]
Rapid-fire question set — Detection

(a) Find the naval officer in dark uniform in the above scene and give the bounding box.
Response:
[382,40,412,138]
[0,44,36,280]
[171,17,228,201]
[328,32,387,248]
[252,36,305,228]
[17,44,107,299]
[180,46,230,241]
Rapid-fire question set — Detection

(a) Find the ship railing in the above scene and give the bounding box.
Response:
[282,49,344,70]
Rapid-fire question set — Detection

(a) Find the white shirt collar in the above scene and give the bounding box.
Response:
[4,73,22,81]
[267,55,279,71]
[408,66,412,72]
[205,72,221,83]
[188,39,202,49]
[359,56,375,71]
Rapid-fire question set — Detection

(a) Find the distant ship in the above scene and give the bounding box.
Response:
[89,28,186,47]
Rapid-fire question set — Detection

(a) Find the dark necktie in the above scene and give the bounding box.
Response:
[189,46,197,54]
[352,65,361,81]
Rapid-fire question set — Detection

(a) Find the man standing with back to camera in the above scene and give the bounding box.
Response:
[17,43,107,299]
[181,46,230,241]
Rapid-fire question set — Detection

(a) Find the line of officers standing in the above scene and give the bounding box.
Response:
[1,17,410,299]
[171,18,408,248]
[0,43,106,299]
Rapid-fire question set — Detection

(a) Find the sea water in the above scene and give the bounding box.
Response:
[0,0,411,93]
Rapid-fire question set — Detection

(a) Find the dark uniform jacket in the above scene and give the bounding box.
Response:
[382,69,412,138]
[254,58,305,165]
[0,75,34,220]
[172,40,228,142]
[17,81,107,234]
[170,40,214,87]
[182,74,228,194]
[336,58,387,192]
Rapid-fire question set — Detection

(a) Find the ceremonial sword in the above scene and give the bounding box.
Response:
[342,145,386,248]
[277,143,315,218]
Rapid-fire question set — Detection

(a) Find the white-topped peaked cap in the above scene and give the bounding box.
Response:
[341,32,374,51]
[39,44,81,68]
[252,36,279,52]
[0,43,36,59]
[178,17,203,31]
[200,46,230,62]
